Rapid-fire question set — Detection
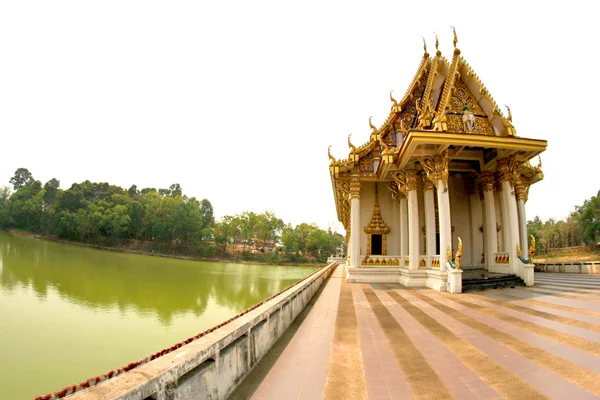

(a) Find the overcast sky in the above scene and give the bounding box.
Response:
[1,1,598,232]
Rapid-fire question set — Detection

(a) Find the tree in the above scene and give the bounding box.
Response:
[578,191,600,248]
[281,223,299,252]
[169,183,182,197]
[128,184,138,197]
[199,199,215,229]
[9,168,33,191]
[43,178,60,207]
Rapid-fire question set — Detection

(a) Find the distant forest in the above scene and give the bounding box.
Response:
[0,168,343,263]
[528,189,600,253]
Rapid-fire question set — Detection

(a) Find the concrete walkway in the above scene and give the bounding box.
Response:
[231,267,600,399]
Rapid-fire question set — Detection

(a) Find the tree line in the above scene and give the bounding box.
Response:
[0,168,343,263]
[528,189,600,254]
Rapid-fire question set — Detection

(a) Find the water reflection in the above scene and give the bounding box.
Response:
[0,231,316,325]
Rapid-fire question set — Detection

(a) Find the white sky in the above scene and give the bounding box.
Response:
[1,0,598,232]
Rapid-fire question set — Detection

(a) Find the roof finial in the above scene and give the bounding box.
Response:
[369,116,378,134]
[328,145,336,164]
[422,37,428,56]
[505,104,513,122]
[390,90,398,107]
[348,134,356,152]
[451,26,458,48]
[434,32,441,56]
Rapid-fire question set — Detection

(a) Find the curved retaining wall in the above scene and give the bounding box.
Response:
[534,262,600,274]
[58,262,336,400]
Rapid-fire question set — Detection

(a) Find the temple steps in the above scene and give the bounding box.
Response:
[462,274,526,292]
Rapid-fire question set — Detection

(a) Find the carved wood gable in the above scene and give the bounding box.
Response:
[400,66,429,131]
[445,77,494,135]
[358,151,375,173]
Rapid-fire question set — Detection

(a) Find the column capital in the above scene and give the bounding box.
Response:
[419,150,449,188]
[478,171,495,192]
[405,170,419,191]
[496,154,521,185]
[515,182,530,201]
[422,173,435,191]
[350,174,361,199]
[392,171,407,195]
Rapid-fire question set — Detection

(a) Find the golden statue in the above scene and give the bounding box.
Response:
[455,237,463,270]
[529,235,536,259]
[516,244,521,257]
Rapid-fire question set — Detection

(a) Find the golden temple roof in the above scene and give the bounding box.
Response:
[328,30,548,231]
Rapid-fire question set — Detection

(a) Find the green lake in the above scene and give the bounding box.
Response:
[0,230,319,399]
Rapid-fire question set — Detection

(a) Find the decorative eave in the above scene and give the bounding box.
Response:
[396,130,547,170]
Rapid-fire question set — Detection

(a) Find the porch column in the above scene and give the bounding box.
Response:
[498,158,521,275]
[479,172,498,270]
[467,180,484,268]
[419,151,451,270]
[349,175,361,268]
[399,193,408,260]
[422,174,436,265]
[406,170,420,270]
[515,182,529,254]
[437,178,452,270]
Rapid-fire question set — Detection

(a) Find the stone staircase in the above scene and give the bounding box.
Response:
[462,274,525,292]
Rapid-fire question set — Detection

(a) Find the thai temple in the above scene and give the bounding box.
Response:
[328,29,547,293]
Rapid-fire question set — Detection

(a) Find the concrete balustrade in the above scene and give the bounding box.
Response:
[66,262,337,400]
[534,261,600,274]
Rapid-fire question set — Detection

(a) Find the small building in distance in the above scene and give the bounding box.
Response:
[328,30,546,293]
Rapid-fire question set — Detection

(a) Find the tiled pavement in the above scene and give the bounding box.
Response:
[233,268,600,399]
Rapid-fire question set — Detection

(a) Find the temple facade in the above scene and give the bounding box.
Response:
[328,31,546,293]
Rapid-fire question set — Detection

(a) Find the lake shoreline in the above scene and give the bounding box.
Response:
[3,228,324,268]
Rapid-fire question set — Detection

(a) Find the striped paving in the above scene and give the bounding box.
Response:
[236,270,600,399]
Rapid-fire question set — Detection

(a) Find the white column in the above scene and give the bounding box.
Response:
[499,182,511,254]
[516,183,529,254]
[406,170,419,270]
[423,175,436,265]
[399,195,408,259]
[437,179,452,269]
[349,175,361,268]
[502,179,520,275]
[467,182,483,268]
[495,188,506,252]
[480,172,498,270]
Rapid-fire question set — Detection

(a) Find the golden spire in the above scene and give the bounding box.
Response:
[451,26,460,55]
[451,26,458,48]
[347,134,356,152]
[422,37,428,56]
[328,145,336,164]
[390,90,398,107]
[505,104,513,122]
[364,184,390,234]
[434,32,440,56]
